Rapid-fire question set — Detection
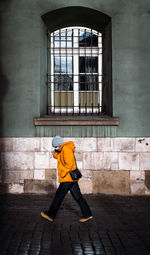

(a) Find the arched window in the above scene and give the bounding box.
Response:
[34,7,120,127]
[48,26,102,114]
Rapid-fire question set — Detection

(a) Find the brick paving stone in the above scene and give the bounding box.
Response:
[0,194,150,254]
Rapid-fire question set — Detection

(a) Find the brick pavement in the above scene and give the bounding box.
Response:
[0,193,150,255]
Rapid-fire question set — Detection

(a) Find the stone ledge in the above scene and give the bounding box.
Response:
[34,115,119,126]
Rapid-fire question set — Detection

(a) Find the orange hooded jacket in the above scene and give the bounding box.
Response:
[53,141,77,183]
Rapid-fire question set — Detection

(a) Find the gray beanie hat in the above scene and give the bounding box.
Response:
[52,136,64,147]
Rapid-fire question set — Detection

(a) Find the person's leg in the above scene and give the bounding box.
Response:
[70,182,92,218]
[46,182,73,219]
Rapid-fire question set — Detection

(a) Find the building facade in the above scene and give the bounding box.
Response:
[0,0,150,195]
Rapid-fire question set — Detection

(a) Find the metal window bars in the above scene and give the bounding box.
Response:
[47,27,103,115]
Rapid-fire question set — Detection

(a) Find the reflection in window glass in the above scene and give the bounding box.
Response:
[54,57,72,74]
[54,57,60,72]
[67,41,72,47]
[79,75,98,91]
[79,30,98,47]
[54,75,73,91]
[67,30,72,36]
[60,41,66,48]
[79,57,98,73]
[67,57,72,73]
[54,41,59,47]
[60,57,66,73]
[54,29,73,48]
[61,32,66,37]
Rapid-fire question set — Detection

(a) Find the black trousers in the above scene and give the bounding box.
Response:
[47,182,92,219]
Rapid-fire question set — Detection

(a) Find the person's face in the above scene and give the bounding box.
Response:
[55,146,60,151]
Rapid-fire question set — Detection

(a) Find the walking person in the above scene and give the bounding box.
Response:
[41,136,93,223]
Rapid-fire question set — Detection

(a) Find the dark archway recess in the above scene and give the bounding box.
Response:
[42,7,112,116]
[42,6,110,32]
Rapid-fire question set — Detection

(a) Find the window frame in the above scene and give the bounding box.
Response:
[49,26,102,114]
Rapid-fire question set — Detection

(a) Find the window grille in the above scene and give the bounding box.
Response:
[47,27,102,115]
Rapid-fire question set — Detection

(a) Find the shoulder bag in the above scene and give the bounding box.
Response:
[70,155,82,181]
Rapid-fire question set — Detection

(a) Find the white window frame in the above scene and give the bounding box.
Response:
[50,26,102,113]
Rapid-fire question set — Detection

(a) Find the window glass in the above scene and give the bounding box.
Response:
[79,30,98,47]
[60,57,66,73]
[79,57,98,73]
[79,75,98,91]
[54,57,60,72]
[54,75,73,91]
[67,57,73,73]
[54,29,73,48]
[54,57,73,74]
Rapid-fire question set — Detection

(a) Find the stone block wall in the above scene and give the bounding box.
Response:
[0,137,150,195]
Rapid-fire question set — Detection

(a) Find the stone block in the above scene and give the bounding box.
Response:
[119,153,139,170]
[130,171,145,194]
[130,170,145,182]
[136,138,150,152]
[1,152,13,169]
[74,152,83,161]
[76,161,83,170]
[114,138,135,152]
[145,186,150,195]
[34,170,45,180]
[24,179,56,194]
[83,152,119,171]
[78,179,92,194]
[83,152,104,170]
[97,138,113,152]
[64,137,97,152]
[41,137,53,151]
[14,153,34,170]
[3,170,34,183]
[103,152,119,170]
[9,184,24,193]
[49,152,57,169]
[145,171,150,190]
[35,152,49,169]
[0,184,9,194]
[45,169,56,187]
[13,138,40,152]
[140,153,150,170]
[92,170,130,195]
[130,183,145,195]
[0,138,13,152]
[1,152,34,170]
[111,163,119,170]
[80,169,92,179]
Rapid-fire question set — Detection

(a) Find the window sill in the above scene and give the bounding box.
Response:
[34,115,119,126]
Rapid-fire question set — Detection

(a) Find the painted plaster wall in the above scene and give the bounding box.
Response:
[0,0,150,137]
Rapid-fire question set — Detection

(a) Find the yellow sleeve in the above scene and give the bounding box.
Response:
[60,147,75,178]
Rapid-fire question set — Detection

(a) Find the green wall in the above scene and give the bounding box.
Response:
[0,0,150,137]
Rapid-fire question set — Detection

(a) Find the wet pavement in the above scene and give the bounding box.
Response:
[0,193,150,255]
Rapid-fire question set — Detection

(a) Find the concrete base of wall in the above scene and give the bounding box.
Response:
[0,137,150,195]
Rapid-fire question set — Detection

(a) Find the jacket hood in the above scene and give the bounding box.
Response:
[60,141,76,152]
